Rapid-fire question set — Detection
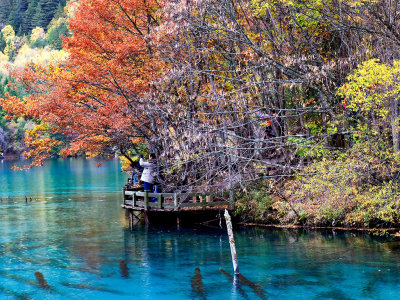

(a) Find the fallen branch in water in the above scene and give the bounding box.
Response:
[224,209,239,275]
[219,268,267,300]
[222,209,267,299]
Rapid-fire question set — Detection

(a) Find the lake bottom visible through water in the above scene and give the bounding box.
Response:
[0,159,399,299]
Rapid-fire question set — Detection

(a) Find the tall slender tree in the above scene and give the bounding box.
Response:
[32,0,59,29]
[0,0,12,24]
[21,0,39,34]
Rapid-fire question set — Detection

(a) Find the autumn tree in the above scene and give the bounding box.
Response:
[146,0,350,190]
[1,0,165,167]
[147,0,400,195]
[3,0,400,202]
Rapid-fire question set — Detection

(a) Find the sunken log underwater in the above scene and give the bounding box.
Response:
[122,180,235,227]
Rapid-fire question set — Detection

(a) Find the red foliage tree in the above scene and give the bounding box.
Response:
[1,0,165,167]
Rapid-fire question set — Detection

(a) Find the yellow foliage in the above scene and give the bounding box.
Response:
[345,0,378,7]
[0,52,8,63]
[13,45,67,69]
[30,27,46,44]
[1,25,15,42]
[119,155,140,172]
[338,59,400,117]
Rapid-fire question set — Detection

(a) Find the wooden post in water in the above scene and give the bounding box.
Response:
[144,191,149,211]
[144,191,149,225]
[144,211,149,225]
[129,210,133,230]
[224,209,239,275]
[201,196,206,209]
[157,194,162,209]
[123,187,127,206]
[132,192,137,207]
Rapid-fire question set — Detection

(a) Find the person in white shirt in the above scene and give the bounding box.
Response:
[139,153,157,192]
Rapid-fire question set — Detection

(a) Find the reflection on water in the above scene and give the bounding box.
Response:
[0,159,400,299]
[0,158,124,198]
[191,267,205,299]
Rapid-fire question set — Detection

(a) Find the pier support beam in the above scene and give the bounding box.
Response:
[143,211,149,225]
[177,216,180,229]
[129,210,133,230]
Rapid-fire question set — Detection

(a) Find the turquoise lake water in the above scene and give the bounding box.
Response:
[0,158,400,299]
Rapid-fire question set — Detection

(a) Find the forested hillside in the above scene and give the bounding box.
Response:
[0,0,66,35]
[0,0,69,155]
[1,0,400,228]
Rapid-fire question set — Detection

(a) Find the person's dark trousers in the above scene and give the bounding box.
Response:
[143,182,153,192]
[143,182,157,202]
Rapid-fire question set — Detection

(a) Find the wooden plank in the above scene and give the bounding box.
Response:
[178,193,202,198]
[133,191,175,197]
[180,203,205,208]
[178,201,229,207]
[127,191,225,200]
[126,200,228,208]
[161,193,176,197]
[140,201,156,208]
[206,202,229,207]
[133,201,169,209]
[135,192,165,198]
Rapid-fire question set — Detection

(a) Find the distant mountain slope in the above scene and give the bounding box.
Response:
[0,0,66,35]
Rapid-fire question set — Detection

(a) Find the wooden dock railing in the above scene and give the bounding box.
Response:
[122,189,234,212]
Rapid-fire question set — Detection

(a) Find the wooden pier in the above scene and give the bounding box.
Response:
[122,182,234,227]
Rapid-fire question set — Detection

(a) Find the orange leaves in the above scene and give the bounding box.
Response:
[9,123,64,170]
[130,137,145,145]
[0,95,29,119]
[2,0,168,168]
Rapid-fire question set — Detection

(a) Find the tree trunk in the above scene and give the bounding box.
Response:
[391,98,399,153]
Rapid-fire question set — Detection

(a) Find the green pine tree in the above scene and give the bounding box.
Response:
[0,32,6,52]
[32,0,59,29]
[6,8,17,30]
[13,0,30,31]
[0,0,12,24]
[2,0,66,36]
[47,19,68,49]
[21,0,39,34]
[52,1,64,20]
